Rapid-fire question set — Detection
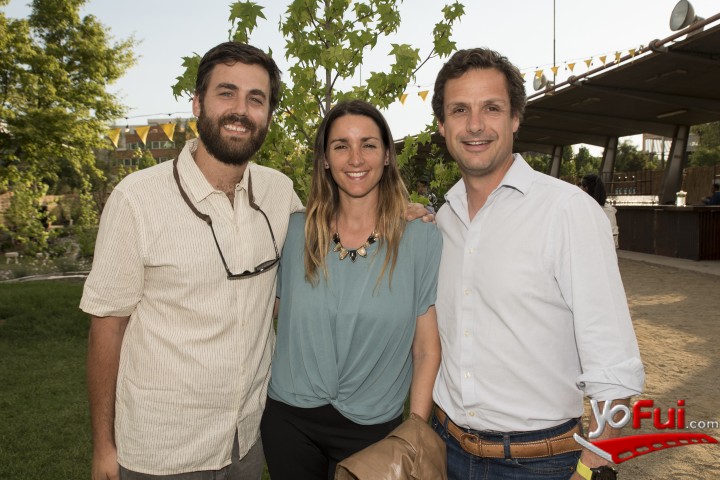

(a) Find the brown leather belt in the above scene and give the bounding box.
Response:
[435,406,582,459]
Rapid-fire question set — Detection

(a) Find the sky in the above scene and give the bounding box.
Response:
[4,0,719,141]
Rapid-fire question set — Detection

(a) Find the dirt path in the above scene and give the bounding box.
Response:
[608,258,720,479]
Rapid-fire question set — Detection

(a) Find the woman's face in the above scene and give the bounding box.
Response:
[325,114,388,203]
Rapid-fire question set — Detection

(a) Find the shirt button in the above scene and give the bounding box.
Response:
[469,411,476,417]
[464,289,471,296]
[464,331,470,337]
[468,248,474,254]
[465,371,471,378]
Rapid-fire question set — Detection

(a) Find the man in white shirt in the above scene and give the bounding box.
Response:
[430,48,644,480]
[82,42,303,480]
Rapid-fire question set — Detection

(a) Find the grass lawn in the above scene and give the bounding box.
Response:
[0,280,91,479]
[0,280,271,479]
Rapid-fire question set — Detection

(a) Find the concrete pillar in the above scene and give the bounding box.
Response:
[600,137,618,184]
[549,145,563,178]
[659,125,690,205]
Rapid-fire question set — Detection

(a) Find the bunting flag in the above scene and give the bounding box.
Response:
[418,90,429,101]
[160,122,176,142]
[400,93,408,105]
[135,126,151,145]
[187,120,198,138]
[107,128,121,148]
[497,46,651,89]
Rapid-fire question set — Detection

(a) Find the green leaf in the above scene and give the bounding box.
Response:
[229,1,267,43]
[172,54,201,100]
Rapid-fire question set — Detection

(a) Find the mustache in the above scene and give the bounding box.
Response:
[219,114,256,132]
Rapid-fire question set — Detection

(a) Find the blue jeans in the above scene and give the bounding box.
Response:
[432,413,581,480]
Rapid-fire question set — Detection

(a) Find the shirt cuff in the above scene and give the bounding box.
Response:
[576,357,645,401]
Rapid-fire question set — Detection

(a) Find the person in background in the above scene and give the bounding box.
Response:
[430,47,644,480]
[261,100,442,480]
[581,173,619,248]
[417,177,438,214]
[703,183,720,205]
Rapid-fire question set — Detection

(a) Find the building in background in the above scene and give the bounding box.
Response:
[99,117,196,168]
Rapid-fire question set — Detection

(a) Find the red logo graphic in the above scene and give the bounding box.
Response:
[579,398,718,464]
[575,432,718,464]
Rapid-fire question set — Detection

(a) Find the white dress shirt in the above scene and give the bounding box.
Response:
[433,154,644,432]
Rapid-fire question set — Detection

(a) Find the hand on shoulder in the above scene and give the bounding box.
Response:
[407,202,436,224]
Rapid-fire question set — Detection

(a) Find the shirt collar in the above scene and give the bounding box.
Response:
[177,138,251,203]
[443,153,535,224]
[498,153,534,196]
[445,153,535,200]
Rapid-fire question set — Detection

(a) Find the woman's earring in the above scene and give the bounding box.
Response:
[324,162,329,169]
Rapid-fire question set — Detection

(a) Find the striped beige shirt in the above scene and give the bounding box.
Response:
[81,139,303,475]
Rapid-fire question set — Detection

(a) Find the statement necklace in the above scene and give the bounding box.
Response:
[333,230,380,262]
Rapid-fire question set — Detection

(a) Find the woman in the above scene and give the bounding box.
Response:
[581,173,619,248]
[261,100,442,479]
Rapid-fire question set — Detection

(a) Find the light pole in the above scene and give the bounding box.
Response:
[552,0,557,85]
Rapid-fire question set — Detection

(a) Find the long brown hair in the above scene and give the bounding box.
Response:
[304,100,408,286]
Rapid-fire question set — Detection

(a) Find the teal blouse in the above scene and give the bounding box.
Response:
[268,212,442,425]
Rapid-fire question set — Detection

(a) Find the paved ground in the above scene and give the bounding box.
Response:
[608,252,720,479]
[617,249,720,277]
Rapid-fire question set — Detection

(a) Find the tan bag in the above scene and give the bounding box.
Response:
[335,413,447,480]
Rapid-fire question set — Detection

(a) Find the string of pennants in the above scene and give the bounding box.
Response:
[105,120,199,149]
[106,46,645,144]
[521,47,642,82]
[396,46,645,105]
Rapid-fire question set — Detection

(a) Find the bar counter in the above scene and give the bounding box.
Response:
[616,205,720,261]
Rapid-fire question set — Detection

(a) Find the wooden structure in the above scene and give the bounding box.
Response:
[617,206,720,260]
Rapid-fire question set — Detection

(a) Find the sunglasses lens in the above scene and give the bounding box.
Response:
[256,259,279,271]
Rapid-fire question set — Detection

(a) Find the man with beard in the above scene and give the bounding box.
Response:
[81,42,303,480]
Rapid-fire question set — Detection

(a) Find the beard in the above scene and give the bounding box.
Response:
[197,103,269,166]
